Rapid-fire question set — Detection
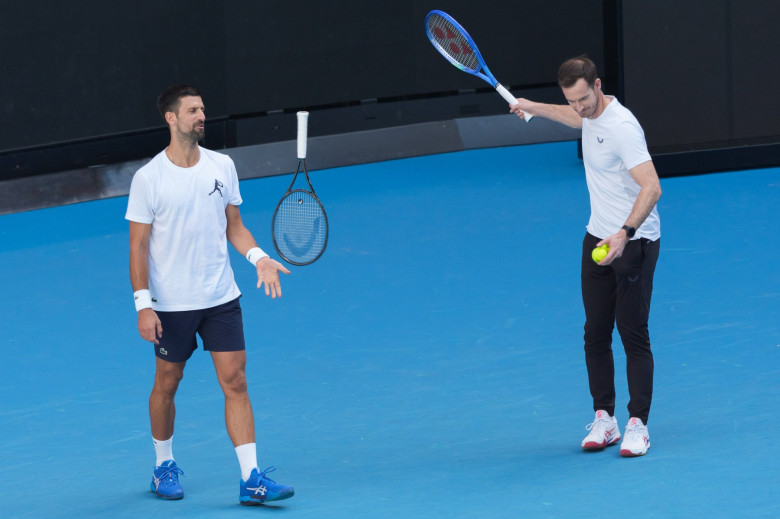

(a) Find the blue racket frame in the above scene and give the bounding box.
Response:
[425,10,532,119]
[425,9,498,86]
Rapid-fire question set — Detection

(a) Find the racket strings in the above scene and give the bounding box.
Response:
[426,14,479,71]
[273,191,327,264]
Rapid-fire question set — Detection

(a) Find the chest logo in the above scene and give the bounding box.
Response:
[597,137,604,143]
[209,179,224,197]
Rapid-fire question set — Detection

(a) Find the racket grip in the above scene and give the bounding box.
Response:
[297,111,309,159]
[495,84,533,121]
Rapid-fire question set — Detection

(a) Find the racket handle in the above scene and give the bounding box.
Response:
[297,111,309,159]
[495,84,533,121]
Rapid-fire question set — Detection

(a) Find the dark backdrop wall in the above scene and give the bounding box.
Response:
[2,1,778,180]
[0,0,229,151]
[0,0,604,179]
[620,0,780,174]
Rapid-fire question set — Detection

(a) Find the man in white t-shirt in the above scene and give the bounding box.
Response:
[126,85,295,504]
[509,56,662,457]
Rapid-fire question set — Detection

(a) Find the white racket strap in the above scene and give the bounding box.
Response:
[297,111,309,159]
[495,84,533,121]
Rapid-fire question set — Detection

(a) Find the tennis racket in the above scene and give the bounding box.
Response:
[425,10,533,121]
[271,111,328,266]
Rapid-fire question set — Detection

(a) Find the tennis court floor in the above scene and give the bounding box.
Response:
[1,141,778,517]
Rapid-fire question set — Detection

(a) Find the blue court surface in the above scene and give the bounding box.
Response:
[1,141,779,518]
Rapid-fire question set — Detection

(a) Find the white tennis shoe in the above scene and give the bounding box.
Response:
[581,410,621,450]
[620,417,650,457]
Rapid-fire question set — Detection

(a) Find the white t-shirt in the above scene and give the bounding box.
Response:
[125,147,243,311]
[581,97,660,241]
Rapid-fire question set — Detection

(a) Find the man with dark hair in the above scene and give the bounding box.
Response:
[509,56,661,457]
[126,84,295,503]
[156,84,202,122]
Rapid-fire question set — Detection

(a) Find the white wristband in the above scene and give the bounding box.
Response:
[134,289,153,311]
[246,247,269,266]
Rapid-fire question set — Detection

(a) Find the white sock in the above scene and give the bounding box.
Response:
[235,443,259,482]
[153,436,174,467]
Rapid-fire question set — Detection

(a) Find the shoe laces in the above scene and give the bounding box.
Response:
[624,422,647,441]
[158,464,184,484]
[257,466,278,484]
[585,416,612,436]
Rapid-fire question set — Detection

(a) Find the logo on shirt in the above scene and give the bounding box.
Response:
[597,137,604,143]
[209,179,224,197]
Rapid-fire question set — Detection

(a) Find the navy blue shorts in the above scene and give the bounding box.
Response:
[154,297,246,363]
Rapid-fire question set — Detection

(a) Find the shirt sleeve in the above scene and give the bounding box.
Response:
[226,158,243,207]
[125,172,154,224]
[616,119,652,171]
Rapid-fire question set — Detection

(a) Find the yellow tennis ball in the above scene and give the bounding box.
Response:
[591,244,609,263]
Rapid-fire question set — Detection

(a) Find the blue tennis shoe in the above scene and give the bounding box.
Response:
[150,460,184,500]
[239,466,294,505]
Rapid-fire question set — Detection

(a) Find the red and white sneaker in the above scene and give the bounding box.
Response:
[620,417,650,457]
[581,410,621,450]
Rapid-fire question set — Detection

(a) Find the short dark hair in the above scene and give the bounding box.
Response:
[557,55,598,89]
[156,84,201,122]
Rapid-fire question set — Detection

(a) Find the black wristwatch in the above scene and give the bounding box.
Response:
[621,225,636,239]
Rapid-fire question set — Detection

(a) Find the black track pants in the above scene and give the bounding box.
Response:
[581,232,660,424]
